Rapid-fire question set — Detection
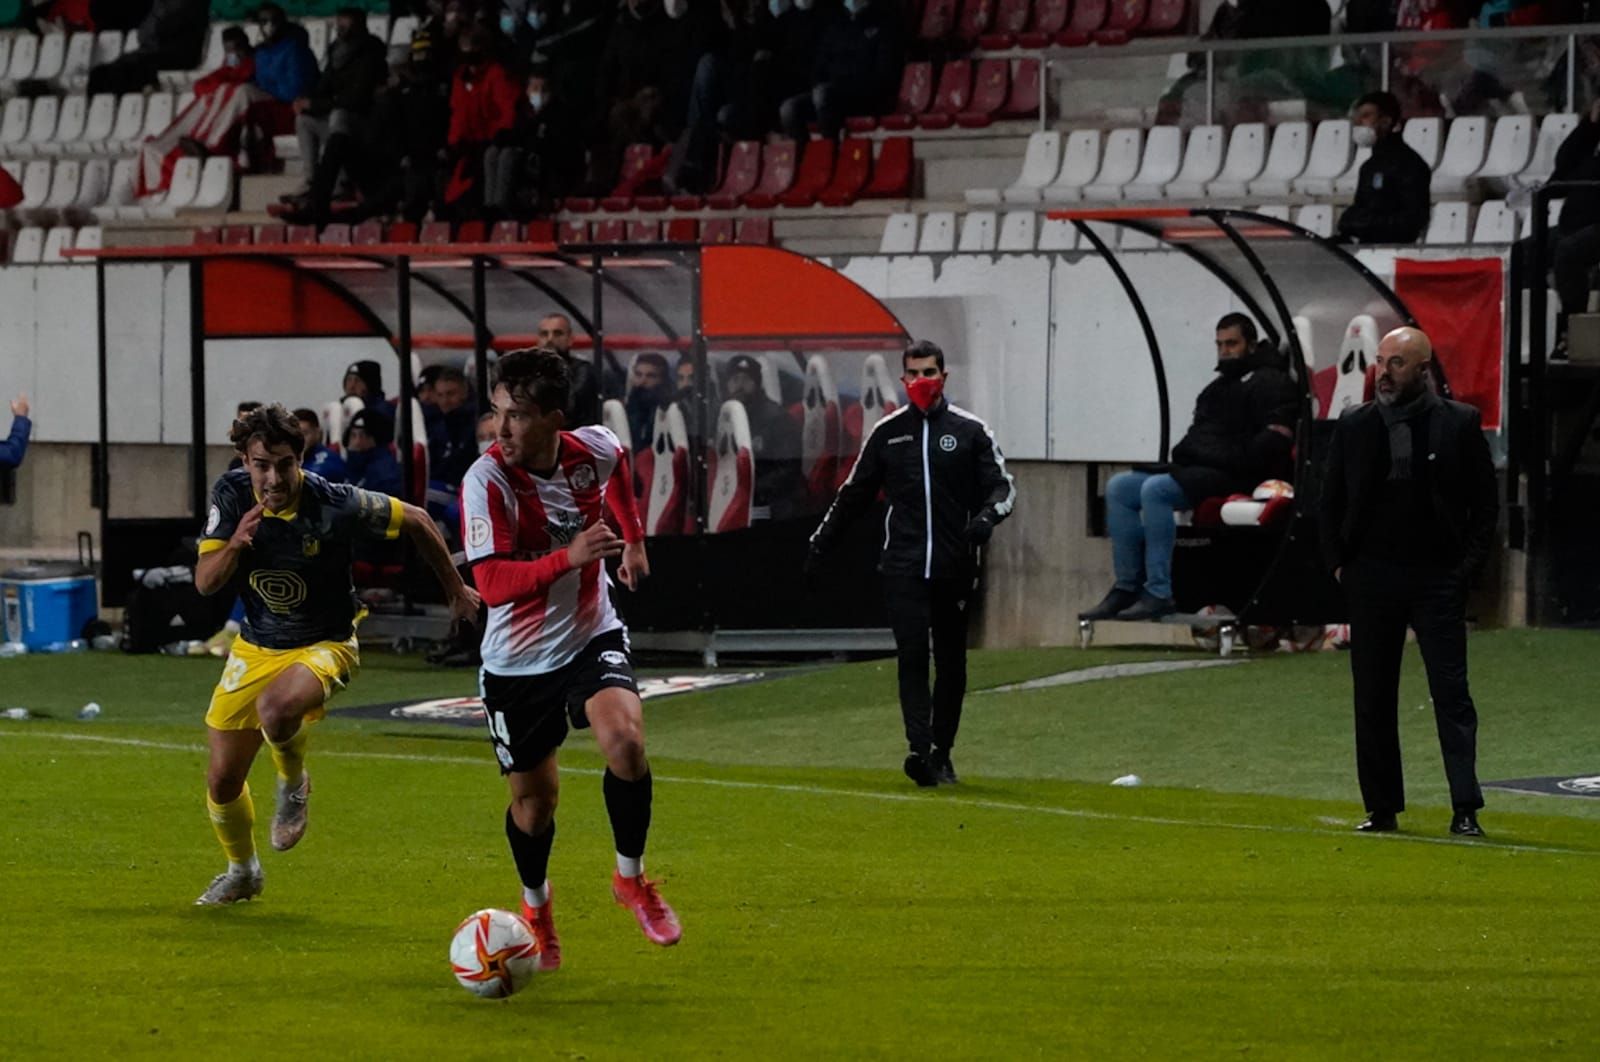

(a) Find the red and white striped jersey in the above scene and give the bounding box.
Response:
[460,425,632,676]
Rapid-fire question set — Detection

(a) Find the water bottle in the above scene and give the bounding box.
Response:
[78,702,101,721]
[0,642,27,659]
[2,707,29,720]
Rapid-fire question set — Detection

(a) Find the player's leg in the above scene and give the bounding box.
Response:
[197,726,266,905]
[255,663,328,852]
[507,755,563,971]
[928,576,974,785]
[1345,560,1410,825]
[882,574,938,786]
[587,687,681,946]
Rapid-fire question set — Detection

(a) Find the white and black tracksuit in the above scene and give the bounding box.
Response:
[810,398,1016,755]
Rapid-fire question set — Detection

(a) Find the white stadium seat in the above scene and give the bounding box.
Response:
[997,211,1037,252]
[42,159,82,219]
[957,211,998,252]
[41,225,75,263]
[139,92,175,141]
[4,33,39,85]
[90,158,136,221]
[1248,121,1310,199]
[1333,145,1372,196]
[1083,128,1145,201]
[1295,204,1335,238]
[307,20,331,64]
[109,93,146,151]
[1041,129,1102,204]
[1292,120,1353,196]
[0,96,31,151]
[10,226,44,264]
[18,159,52,211]
[75,158,111,209]
[917,211,956,253]
[966,130,1059,206]
[123,29,140,53]
[1517,112,1579,188]
[367,13,391,41]
[75,225,103,252]
[18,95,59,158]
[176,89,196,115]
[1431,116,1489,195]
[1478,115,1534,181]
[191,156,233,210]
[879,212,918,254]
[1252,204,1290,221]
[1424,201,1472,245]
[43,94,87,155]
[31,31,67,82]
[75,93,116,153]
[1402,116,1443,170]
[1163,125,1225,200]
[389,16,420,47]
[1037,216,1078,251]
[1472,199,1518,244]
[1207,123,1268,199]
[93,29,124,67]
[1121,125,1185,201]
[0,34,13,82]
[61,31,94,86]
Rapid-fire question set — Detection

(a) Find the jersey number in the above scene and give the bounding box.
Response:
[221,656,249,693]
[488,711,511,745]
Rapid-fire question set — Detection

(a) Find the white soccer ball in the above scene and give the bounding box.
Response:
[449,908,541,999]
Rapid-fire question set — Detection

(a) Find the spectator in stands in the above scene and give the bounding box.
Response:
[592,0,690,192]
[427,366,479,487]
[87,0,208,96]
[1080,315,1298,622]
[134,28,259,198]
[674,352,713,442]
[343,407,405,498]
[724,355,803,519]
[0,394,31,471]
[343,360,387,409]
[294,407,347,483]
[625,353,672,451]
[484,63,580,214]
[443,26,523,218]
[253,5,320,115]
[287,6,390,213]
[368,31,453,222]
[778,0,903,143]
[1518,96,1600,356]
[1336,91,1432,246]
[537,313,601,426]
[477,410,497,453]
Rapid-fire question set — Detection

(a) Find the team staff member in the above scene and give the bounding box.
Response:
[1,394,31,470]
[1336,91,1432,246]
[807,340,1016,787]
[1320,327,1497,838]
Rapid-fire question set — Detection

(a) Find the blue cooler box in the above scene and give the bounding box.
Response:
[1,564,99,651]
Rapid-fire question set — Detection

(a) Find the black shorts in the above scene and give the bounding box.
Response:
[478,629,638,774]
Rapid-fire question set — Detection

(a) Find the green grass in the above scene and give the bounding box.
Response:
[3,634,1600,1058]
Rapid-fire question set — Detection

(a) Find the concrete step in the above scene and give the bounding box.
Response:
[239,173,301,212]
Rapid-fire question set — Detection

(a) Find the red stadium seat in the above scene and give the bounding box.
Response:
[526,219,555,243]
[562,196,597,213]
[860,137,914,199]
[1143,0,1186,35]
[777,138,836,208]
[352,219,383,245]
[816,138,872,207]
[955,0,996,44]
[456,220,486,243]
[1000,58,1042,117]
[740,140,799,208]
[1018,0,1069,46]
[879,62,934,131]
[919,61,972,130]
[255,224,285,244]
[665,217,698,241]
[699,140,762,210]
[919,0,957,41]
[420,221,452,245]
[319,224,352,245]
[645,405,690,536]
[192,227,219,245]
[602,143,672,211]
[979,0,1032,47]
[1094,0,1146,44]
[1059,0,1108,45]
[628,219,661,241]
[386,221,418,243]
[285,224,317,244]
[220,225,253,245]
[956,59,1009,128]
[559,220,588,244]
[490,220,521,243]
[735,216,771,245]
[707,407,754,533]
[593,219,626,243]
[701,218,734,244]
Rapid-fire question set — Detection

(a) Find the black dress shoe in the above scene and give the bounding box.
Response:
[1356,812,1398,832]
[903,753,938,788]
[1079,587,1140,621]
[1116,593,1178,622]
[1449,810,1484,837]
[930,750,958,786]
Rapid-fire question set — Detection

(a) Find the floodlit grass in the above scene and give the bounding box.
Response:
[2,633,1598,1058]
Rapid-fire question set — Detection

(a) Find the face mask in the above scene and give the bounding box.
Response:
[842,0,864,13]
[500,13,517,34]
[527,90,545,111]
[1351,124,1377,149]
[794,0,813,9]
[768,0,791,16]
[527,10,546,30]
[225,53,242,67]
[664,0,688,16]
[906,375,944,413]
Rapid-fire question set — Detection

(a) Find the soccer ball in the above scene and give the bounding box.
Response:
[449,909,541,999]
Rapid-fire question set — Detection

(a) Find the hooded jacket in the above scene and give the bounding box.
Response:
[1168,345,1300,501]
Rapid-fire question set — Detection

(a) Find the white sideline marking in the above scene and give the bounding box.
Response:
[2,729,1594,858]
[983,658,1246,693]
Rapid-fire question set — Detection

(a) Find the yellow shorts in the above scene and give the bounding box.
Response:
[204,635,361,731]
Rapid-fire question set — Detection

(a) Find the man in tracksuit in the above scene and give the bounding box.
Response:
[807,341,1016,788]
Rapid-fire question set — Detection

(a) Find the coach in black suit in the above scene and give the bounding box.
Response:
[1319,326,1498,838]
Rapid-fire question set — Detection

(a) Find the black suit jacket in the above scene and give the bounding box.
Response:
[1318,398,1498,578]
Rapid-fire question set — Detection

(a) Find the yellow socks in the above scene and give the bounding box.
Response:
[265,726,308,786]
[206,786,256,866]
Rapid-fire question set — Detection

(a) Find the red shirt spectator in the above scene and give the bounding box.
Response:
[443,35,520,206]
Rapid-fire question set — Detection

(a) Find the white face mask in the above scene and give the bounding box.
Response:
[1351,124,1377,149]
[225,53,242,68]
[768,0,791,15]
[664,0,688,17]
[794,0,813,9]
[527,90,544,111]
[500,13,517,34]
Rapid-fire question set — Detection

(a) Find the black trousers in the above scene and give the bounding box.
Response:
[882,574,973,755]
[1344,557,1484,815]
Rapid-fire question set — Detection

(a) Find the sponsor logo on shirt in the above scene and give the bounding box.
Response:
[939,434,958,452]
[468,516,492,549]
[205,506,221,535]
[250,570,309,614]
[887,434,914,446]
[599,649,629,668]
[547,509,585,546]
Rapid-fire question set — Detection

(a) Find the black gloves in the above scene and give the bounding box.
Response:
[965,512,995,547]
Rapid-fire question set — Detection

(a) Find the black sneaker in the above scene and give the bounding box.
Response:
[1079,587,1141,621]
[903,752,938,788]
[1116,593,1178,621]
[930,750,958,786]
[1449,809,1484,837]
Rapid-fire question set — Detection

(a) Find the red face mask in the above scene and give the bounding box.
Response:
[906,375,944,413]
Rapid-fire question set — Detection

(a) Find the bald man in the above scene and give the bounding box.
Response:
[1319,327,1498,838]
[537,313,601,427]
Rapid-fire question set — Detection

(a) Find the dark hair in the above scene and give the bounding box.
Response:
[236,400,263,415]
[633,352,670,377]
[230,403,305,458]
[903,339,945,372]
[1354,90,1402,126]
[292,407,319,426]
[434,365,468,386]
[256,3,285,18]
[222,26,251,49]
[1215,313,1258,346]
[495,346,570,415]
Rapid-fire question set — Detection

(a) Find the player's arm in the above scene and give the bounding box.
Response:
[397,501,482,623]
[195,488,260,596]
[473,524,624,606]
[809,419,888,562]
[606,446,649,590]
[967,419,1017,545]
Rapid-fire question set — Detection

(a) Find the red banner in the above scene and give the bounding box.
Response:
[1393,257,1504,430]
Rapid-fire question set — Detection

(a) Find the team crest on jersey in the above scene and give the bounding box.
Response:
[468,516,491,549]
[600,650,628,667]
[302,536,320,558]
[205,506,221,535]
[547,509,586,545]
[939,434,958,452]
[570,464,597,491]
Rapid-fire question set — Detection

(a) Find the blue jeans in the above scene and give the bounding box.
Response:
[1105,471,1191,601]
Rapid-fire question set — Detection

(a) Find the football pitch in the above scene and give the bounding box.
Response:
[3,631,1599,1059]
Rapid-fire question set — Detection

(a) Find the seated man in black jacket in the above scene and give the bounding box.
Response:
[1081,314,1299,622]
[778,0,903,142]
[1517,97,1600,354]
[288,7,390,213]
[1336,91,1432,246]
[725,355,803,521]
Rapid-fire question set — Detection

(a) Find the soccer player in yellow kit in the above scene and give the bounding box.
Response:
[193,404,480,905]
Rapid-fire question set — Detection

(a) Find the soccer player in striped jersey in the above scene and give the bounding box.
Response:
[459,347,681,968]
